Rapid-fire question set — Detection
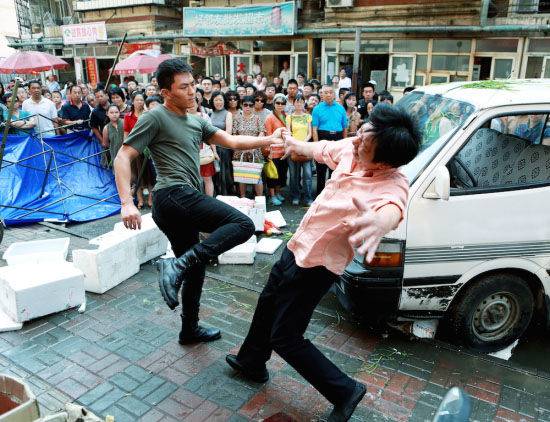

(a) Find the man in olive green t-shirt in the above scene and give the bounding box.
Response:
[115,59,284,345]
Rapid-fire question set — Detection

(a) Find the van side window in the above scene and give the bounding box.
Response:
[448,113,550,192]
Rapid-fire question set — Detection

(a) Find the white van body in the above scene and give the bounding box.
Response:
[338,80,550,351]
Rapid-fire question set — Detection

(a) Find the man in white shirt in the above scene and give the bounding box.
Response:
[337,68,352,90]
[22,80,59,137]
[279,61,291,87]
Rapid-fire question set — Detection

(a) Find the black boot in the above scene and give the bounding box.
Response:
[327,382,366,422]
[178,273,221,344]
[225,354,269,383]
[157,248,202,310]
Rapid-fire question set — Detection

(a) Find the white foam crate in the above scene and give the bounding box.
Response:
[218,236,257,264]
[0,262,85,323]
[73,231,139,294]
[265,210,287,228]
[113,213,169,264]
[256,238,283,254]
[249,208,265,232]
[255,196,267,211]
[2,237,70,266]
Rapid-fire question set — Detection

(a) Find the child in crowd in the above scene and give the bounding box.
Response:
[102,104,123,169]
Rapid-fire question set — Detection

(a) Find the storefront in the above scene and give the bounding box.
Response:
[320,36,529,98]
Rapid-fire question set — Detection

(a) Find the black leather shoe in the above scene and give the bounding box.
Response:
[158,249,202,310]
[225,354,269,383]
[178,325,221,344]
[327,382,367,422]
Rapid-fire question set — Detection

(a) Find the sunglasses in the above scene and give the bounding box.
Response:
[242,103,253,107]
[255,99,266,103]
[274,101,286,105]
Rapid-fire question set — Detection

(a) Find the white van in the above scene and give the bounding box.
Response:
[337,80,550,352]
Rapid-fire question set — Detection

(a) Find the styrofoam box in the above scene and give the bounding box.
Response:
[256,238,283,254]
[254,196,267,211]
[72,231,139,294]
[2,237,70,267]
[265,210,287,228]
[218,235,257,264]
[249,208,265,232]
[113,213,169,264]
[0,262,85,323]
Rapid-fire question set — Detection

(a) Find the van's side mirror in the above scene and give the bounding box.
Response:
[424,166,450,201]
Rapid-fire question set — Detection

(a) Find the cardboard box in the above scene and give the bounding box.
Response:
[0,263,85,323]
[2,238,70,267]
[113,213,169,264]
[73,231,139,294]
[0,375,40,421]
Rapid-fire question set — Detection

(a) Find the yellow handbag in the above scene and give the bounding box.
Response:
[264,159,279,180]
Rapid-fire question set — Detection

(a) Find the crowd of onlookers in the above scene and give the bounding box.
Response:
[0,66,415,208]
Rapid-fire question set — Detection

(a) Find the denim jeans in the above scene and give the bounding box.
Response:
[237,247,356,406]
[288,158,313,203]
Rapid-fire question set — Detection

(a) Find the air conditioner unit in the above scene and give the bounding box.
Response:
[326,0,353,8]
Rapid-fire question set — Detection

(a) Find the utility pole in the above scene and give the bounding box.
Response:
[352,27,361,94]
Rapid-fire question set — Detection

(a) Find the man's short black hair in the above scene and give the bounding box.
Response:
[287,79,298,87]
[266,83,277,90]
[339,88,350,97]
[145,95,163,107]
[155,59,193,91]
[211,79,221,87]
[363,83,376,92]
[243,83,256,93]
[202,77,213,84]
[367,104,421,168]
[28,79,41,88]
[297,72,305,78]
[304,82,314,90]
[94,88,106,95]
[403,86,416,94]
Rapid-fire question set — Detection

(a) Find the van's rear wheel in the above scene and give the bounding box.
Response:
[448,273,534,352]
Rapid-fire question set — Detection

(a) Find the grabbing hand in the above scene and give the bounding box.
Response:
[347,198,386,263]
[270,127,287,144]
[121,203,142,230]
[282,136,299,159]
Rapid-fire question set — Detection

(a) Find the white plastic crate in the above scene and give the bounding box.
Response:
[249,208,265,232]
[256,238,283,254]
[113,213,169,264]
[73,231,139,294]
[255,196,267,211]
[2,237,70,266]
[0,262,85,323]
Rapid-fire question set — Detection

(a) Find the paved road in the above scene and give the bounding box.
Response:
[1,208,550,421]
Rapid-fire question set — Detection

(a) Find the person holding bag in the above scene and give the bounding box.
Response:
[286,94,313,206]
[264,93,288,206]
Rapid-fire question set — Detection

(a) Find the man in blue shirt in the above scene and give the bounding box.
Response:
[311,85,347,195]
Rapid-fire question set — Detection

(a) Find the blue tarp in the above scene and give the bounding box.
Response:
[0,131,121,226]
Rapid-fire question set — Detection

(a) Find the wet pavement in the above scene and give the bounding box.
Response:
[1,203,550,421]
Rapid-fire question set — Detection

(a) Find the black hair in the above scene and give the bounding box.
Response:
[107,104,120,113]
[363,83,376,92]
[253,90,267,107]
[309,93,320,101]
[304,82,314,90]
[28,79,41,88]
[210,91,225,109]
[94,87,106,95]
[287,79,298,87]
[294,93,305,103]
[51,90,62,97]
[380,92,394,103]
[109,87,126,102]
[243,83,256,93]
[297,72,305,78]
[195,87,204,97]
[145,95,163,107]
[339,87,350,97]
[202,77,212,84]
[130,91,145,113]
[211,80,220,87]
[403,86,416,94]
[68,84,82,94]
[224,90,240,110]
[241,95,255,107]
[342,92,357,112]
[155,59,193,91]
[366,104,421,168]
[266,83,277,90]
[96,83,106,91]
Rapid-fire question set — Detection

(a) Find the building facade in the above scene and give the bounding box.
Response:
[8,0,550,97]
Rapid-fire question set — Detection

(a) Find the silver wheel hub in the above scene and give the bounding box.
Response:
[472,292,519,341]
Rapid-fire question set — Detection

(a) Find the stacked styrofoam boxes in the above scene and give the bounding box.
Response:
[0,238,85,326]
[72,230,140,294]
[218,235,257,264]
[113,213,168,265]
[216,196,266,232]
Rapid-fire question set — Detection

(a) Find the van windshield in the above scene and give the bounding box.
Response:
[397,92,476,183]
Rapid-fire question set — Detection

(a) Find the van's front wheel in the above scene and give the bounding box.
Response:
[448,274,534,352]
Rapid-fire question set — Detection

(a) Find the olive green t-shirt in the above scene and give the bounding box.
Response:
[124,105,219,191]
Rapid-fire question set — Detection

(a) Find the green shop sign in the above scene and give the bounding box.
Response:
[183,2,296,37]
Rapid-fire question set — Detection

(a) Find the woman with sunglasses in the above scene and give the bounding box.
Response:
[253,91,271,126]
[211,91,234,195]
[232,95,265,198]
[225,90,241,118]
[263,93,288,206]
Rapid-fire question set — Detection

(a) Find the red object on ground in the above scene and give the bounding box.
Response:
[113,50,173,75]
[0,51,69,74]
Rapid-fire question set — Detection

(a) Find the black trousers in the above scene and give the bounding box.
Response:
[237,247,356,406]
[315,130,343,195]
[152,185,255,309]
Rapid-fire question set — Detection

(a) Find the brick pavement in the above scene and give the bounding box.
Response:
[2,224,550,421]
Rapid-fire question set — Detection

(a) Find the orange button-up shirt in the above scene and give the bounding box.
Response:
[287,139,409,275]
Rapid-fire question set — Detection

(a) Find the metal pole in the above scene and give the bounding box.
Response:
[352,27,361,95]
[105,32,128,89]
[0,80,20,172]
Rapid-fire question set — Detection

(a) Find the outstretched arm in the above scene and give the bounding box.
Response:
[209,126,286,150]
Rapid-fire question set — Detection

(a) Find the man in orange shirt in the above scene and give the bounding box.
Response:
[226,104,421,421]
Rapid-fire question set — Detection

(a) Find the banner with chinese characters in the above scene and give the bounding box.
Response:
[183,2,296,37]
[85,58,99,88]
[189,42,241,58]
[62,22,107,45]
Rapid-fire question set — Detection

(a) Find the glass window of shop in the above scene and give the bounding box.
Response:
[476,39,518,53]
[524,39,550,79]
